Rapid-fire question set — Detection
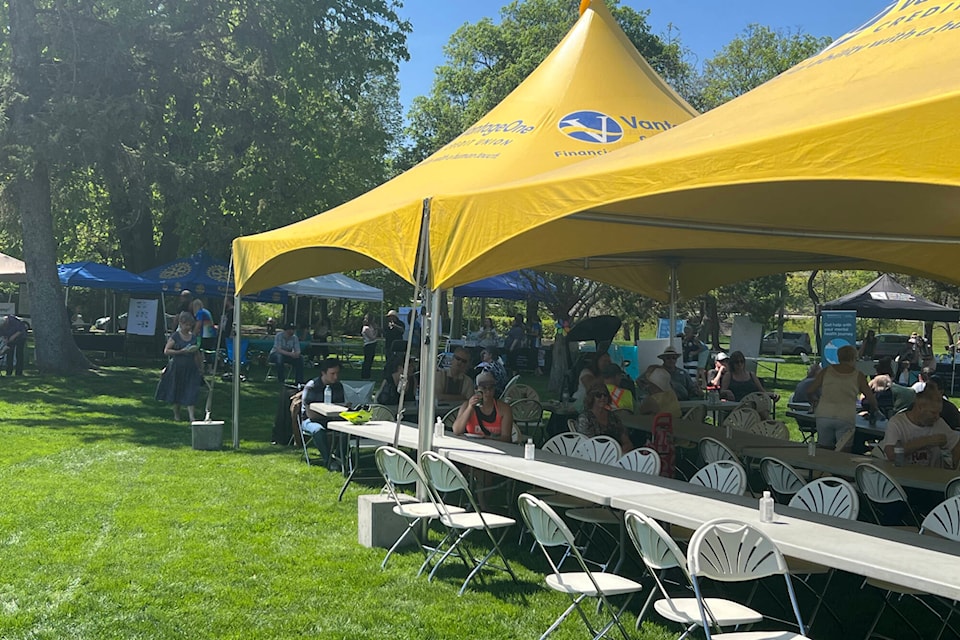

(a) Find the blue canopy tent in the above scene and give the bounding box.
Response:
[58,261,159,293]
[140,250,286,303]
[453,270,554,301]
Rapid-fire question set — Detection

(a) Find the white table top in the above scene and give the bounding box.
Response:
[308,402,350,417]
[608,491,960,601]
[740,445,957,493]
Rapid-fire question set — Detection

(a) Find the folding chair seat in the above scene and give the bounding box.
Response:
[759,457,806,504]
[687,518,812,639]
[863,496,960,640]
[518,493,643,640]
[419,451,518,596]
[374,446,464,569]
[624,509,762,637]
[855,463,921,528]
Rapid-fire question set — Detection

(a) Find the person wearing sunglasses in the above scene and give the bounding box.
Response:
[576,381,634,452]
[452,371,514,442]
[435,347,475,402]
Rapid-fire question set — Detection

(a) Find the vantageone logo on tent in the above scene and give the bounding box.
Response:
[555,109,677,158]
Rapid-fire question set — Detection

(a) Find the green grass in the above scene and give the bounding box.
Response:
[0,361,946,639]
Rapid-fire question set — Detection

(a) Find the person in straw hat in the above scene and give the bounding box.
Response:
[657,345,700,401]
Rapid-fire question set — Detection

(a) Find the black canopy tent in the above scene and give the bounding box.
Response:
[821,274,959,323]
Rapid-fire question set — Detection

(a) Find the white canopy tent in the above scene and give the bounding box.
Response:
[280,273,383,301]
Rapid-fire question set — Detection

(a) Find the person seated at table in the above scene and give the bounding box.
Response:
[681,324,708,390]
[572,351,612,410]
[808,345,878,451]
[477,317,499,349]
[301,358,346,470]
[476,347,509,396]
[636,366,680,418]
[268,322,304,385]
[895,356,919,386]
[435,347,474,402]
[452,371,513,442]
[658,346,701,401]
[376,355,406,406]
[869,372,895,417]
[911,367,933,393]
[791,362,822,405]
[601,363,634,412]
[923,376,960,430]
[707,352,730,389]
[576,381,634,452]
[719,351,775,414]
[880,389,960,468]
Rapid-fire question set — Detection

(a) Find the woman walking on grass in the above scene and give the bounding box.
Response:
[155,311,202,422]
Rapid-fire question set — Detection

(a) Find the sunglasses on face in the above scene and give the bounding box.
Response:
[477,384,496,390]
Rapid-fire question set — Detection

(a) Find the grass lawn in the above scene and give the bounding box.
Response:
[0,359,946,639]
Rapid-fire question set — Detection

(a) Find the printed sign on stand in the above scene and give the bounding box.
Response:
[656,318,685,340]
[127,299,158,336]
[821,310,857,366]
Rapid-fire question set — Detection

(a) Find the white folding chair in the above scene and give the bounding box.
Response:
[945,477,960,500]
[518,493,643,640]
[419,451,518,596]
[503,382,539,403]
[699,437,738,466]
[510,398,544,445]
[374,446,464,569]
[499,374,521,399]
[863,496,960,640]
[618,447,662,476]
[574,435,622,465]
[740,391,774,418]
[855,463,921,528]
[441,406,460,431]
[624,509,762,637]
[722,406,761,433]
[689,461,747,496]
[759,457,807,504]
[543,432,587,457]
[751,420,790,440]
[687,518,812,640]
[787,477,859,630]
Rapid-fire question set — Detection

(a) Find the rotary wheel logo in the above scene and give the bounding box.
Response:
[159,262,191,279]
[558,110,623,144]
[207,265,229,283]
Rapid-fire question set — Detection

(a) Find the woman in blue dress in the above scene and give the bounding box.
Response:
[156,311,203,421]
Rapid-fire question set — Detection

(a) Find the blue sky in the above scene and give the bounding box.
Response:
[395,0,890,112]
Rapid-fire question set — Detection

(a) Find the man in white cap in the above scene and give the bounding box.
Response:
[708,352,730,389]
[658,345,701,401]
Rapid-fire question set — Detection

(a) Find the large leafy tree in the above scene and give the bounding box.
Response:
[0,0,409,373]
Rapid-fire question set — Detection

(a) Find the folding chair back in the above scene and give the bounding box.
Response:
[759,457,806,502]
[752,420,790,439]
[920,495,960,540]
[739,392,772,417]
[503,383,539,403]
[855,462,920,527]
[543,432,586,457]
[690,461,747,496]
[499,374,521,399]
[376,445,422,488]
[699,436,738,465]
[574,435,622,465]
[789,477,859,520]
[618,447,662,476]
[687,518,808,640]
[723,406,761,432]
[368,404,395,422]
[441,406,460,430]
[625,509,685,573]
[946,476,960,499]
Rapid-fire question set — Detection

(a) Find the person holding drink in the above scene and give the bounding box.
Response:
[452,371,514,442]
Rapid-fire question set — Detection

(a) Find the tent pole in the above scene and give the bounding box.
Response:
[232,294,241,449]
[669,262,678,349]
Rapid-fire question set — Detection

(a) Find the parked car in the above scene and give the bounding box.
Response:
[872,333,911,360]
[760,331,812,355]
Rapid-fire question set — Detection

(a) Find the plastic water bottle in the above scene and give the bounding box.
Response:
[759,491,775,523]
[808,440,817,457]
[323,385,332,404]
[434,416,444,440]
[894,441,905,467]
[524,438,535,460]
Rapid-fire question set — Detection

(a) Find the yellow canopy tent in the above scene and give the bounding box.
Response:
[426,0,960,295]
[232,0,696,295]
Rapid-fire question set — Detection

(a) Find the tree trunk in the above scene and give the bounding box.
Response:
[7,0,91,374]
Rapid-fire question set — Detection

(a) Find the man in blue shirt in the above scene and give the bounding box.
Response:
[0,315,27,376]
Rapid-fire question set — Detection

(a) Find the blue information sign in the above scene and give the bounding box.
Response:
[821,310,857,366]
[656,318,686,340]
